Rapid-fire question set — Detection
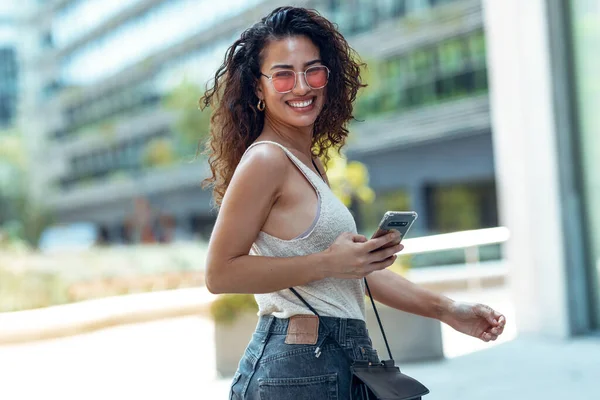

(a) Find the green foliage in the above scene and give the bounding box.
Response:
[323,149,376,231]
[210,294,258,325]
[324,150,375,207]
[0,243,208,311]
[0,269,70,312]
[142,138,177,168]
[163,80,212,148]
[0,132,26,168]
[0,130,53,246]
[354,58,383,121]
[433,186,481,232]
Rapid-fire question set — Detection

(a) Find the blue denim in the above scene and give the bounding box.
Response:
[229,315,381,399]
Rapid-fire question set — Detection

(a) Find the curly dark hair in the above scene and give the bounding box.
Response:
[200,6,365,207]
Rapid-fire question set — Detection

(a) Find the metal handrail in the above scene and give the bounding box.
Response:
[398,226,510,290]
[399,226,510,256]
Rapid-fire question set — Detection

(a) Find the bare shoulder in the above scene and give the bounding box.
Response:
[231,144,290,186]
[207,143,292,276]
[241,142,290,167]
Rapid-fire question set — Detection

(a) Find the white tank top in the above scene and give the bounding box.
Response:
[242,141,366,321]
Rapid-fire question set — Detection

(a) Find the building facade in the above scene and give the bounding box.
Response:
[330,0,494,236]
[20,0,495,243]
[0,12,18,129]
[19,0,599,337]
[0,3,21,224]
[20,0,305,242]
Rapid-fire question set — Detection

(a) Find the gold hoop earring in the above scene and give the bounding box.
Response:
[257,99,265,111]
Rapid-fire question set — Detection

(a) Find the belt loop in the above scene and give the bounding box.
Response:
[261,315,275,343]
[338,318,347,345]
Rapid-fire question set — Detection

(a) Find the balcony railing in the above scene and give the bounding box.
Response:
[398,226,510,290]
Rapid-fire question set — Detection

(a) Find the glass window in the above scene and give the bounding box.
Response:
[429,0,458,6]
[354,0,376,33]
[391,0,408,17]
[60,0,263,86]
[408,49,435,82]
[54,0,146,48]
[388,57,409,84]
[328,0,342,12]
[57,35,232,140]
[405,50,436,108]
[569,0,600,328]
[437,37,466,75]
[425,180,498,234]
[467,31,487,68]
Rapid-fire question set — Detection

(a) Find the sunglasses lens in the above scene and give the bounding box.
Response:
[306,66,328,89]
[271,71,296,93]
[269,67,329,92]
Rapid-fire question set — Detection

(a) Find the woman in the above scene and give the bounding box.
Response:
[202,7,506,399]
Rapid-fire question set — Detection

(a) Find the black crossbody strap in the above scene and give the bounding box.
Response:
[289,287,353,361]
[289,278,394,361]
[363,277,394,360]
[289,287,321,317]
[305,157,395,361]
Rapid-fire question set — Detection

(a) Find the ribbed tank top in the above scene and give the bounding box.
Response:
[242,141,366,321]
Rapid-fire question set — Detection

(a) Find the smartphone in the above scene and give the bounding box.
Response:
[371,211,418,250]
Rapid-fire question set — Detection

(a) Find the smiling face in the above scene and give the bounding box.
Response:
[256,35,327,128]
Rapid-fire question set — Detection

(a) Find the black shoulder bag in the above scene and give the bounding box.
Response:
[290,278,430,400]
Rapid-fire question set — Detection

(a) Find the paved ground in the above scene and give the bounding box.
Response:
[0,288,597,399]
[401,336,600,400]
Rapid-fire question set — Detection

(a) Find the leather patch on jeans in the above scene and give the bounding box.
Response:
[285,315,319,345]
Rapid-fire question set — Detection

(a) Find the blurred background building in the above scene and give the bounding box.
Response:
[11,0,600,337]
[0,1,21,226]
[18,0,273,243]
[18,0,494,244]
[335,0,494,238]
[0,3,19,129]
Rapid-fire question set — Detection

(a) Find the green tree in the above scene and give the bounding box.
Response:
[142,138,177,168]
[162,80,212,156]
[323,149,375,231]
[0,130,27,224]
[353,57,383,121]
[0,130,52,247]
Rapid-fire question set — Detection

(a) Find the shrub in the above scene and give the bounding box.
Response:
[0,268,70,312]
[210,294,258,325]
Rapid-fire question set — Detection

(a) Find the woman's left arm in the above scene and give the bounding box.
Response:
[316,162,506,342]
[367,269,506,342]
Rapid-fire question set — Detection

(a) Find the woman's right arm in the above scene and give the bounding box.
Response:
[205,145,400,294]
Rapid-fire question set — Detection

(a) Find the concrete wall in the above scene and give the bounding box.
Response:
[483,0,581,337]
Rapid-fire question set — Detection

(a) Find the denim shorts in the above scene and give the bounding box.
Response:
[229,315,381,400]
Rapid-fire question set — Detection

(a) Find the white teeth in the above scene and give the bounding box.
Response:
[288,98,314,108]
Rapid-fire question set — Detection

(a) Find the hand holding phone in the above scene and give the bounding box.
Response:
[370,211,418,251]
[321,211,417,279]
